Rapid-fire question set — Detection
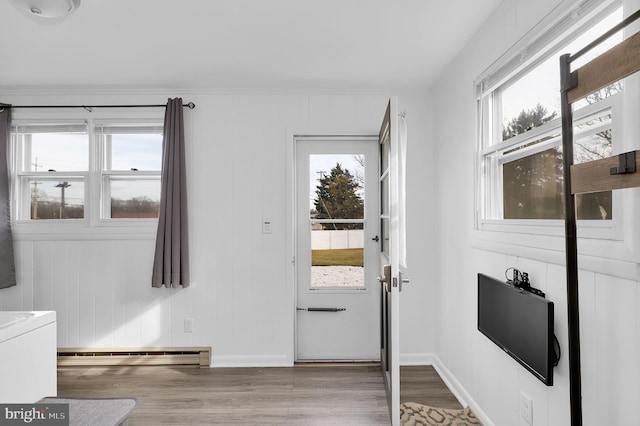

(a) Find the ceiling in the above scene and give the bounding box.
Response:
[0,0,504,90]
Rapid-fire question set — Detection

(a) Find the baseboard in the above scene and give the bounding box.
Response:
[429,354,495,426]
[211,354,292,368]
[399,352,436,366]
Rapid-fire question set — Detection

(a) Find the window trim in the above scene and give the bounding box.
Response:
[472,0,640,275]
[478,95,622,238]
[10,115,164,236]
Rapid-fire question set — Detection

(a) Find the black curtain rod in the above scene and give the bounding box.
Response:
[0,102,196,111]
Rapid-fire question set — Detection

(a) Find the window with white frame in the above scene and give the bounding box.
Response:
[96,123,163,219]
[476,3,623,228]
[12,120,163,224]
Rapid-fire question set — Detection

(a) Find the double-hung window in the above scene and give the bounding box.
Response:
[476,2,623,236]
[96,123,163,220]
[14,122,89,221]
[12,119,163,228]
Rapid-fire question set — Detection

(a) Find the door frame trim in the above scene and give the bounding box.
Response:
[286,131,378,364]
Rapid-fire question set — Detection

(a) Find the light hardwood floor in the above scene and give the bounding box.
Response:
[57,364,459,425]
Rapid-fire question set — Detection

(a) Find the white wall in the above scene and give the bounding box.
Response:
[0,89,436,367]
[431,0,640,425]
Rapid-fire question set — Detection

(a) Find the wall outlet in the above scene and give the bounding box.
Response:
[184,318,194,333]
[520,392,533,425]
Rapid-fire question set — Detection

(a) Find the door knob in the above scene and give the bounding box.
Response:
[372,236,379,242]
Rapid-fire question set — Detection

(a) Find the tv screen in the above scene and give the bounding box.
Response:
[477,273,555,386]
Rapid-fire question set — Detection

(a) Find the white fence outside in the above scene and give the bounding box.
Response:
[311,229,364,250]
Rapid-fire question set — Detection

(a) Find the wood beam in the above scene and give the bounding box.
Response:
[568,31,640,104]
[571,150,640,194]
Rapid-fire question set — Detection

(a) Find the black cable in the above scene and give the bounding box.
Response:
[504,267,519,283]
[554,334,561,366]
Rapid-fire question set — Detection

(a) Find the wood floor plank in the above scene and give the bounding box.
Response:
[400,365,462,409]
[57,364,460,425]
[57,365,390,425]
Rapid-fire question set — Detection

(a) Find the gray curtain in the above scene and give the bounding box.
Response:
[152,98,190,288]
[0,105,16,289]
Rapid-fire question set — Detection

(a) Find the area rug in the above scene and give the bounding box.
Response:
[400,402,483,426]
[38,397,137,426]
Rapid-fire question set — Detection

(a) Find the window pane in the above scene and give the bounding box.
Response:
[574,111,613,220]
[381,134,390,171]
[309,154,364,220]
[310,222,364,288]
[500,9,623,142]
[576,192,611,220]
[381,218,389,255]
[108,134,162,171]
[28,178,84,219]
[108,178,161,218]
[29,133,88,171]
[574,113,612,164]
[501,56,560,141]
[503,147,563,219]
[503,148,611,220]
[381,175,389,215]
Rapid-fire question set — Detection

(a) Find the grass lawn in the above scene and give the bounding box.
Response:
[311,248,364,267]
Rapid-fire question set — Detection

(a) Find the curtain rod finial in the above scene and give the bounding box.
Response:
[186,102,196,110]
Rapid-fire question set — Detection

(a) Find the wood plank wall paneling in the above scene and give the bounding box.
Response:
[468,249,640,425]
[0,93,431,368]
[0,239,162,348]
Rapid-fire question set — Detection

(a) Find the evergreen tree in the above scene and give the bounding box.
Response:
[503,103,557,140]
[314,163,363,229]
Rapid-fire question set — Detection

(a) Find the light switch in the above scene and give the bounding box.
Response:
[262,219,272,234]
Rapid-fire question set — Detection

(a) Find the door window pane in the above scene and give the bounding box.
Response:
[310,222,364,288]
[309,154,364,220]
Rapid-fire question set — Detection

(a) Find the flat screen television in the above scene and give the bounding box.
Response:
[477,273,556,386]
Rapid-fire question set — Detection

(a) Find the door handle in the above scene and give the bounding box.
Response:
[297,307,346,312]
[378,264,391,292]
[372,235,379,242]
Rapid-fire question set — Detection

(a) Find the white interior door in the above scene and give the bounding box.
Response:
[295,137,380,361]
[379,98,401,425]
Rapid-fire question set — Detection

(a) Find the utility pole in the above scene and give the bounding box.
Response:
[55,182,71,219]
[32,157,42,219]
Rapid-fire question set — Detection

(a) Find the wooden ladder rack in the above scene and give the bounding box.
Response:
[560,9,640,426]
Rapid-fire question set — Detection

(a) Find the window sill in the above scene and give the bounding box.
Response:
[471,223,640,281]
[478,219,615,240]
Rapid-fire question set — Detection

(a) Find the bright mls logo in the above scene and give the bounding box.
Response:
[0,404,68,425]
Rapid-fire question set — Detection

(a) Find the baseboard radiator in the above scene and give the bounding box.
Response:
[57,347,211,368]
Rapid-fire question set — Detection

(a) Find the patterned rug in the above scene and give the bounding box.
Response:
[400,402,483,426]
